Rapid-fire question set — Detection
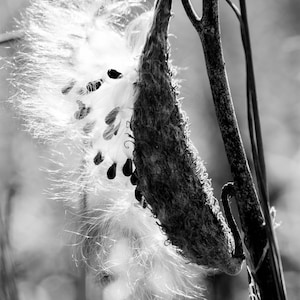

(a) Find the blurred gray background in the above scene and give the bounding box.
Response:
[1,0,300,299]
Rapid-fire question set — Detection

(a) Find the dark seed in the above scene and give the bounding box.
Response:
[107,163,117,179]
[103,124,115,140]
[135,188,143,202]
[122,159,133,177]
[107,69,122,79]
[74,110,81,119]
[105,107,120,125]
[61,80,76,95]
[130,171,138,185]
[74,106,91,120]
[113,122,121,136]
[93,151,104,165]
[141,197,147,209]
[86,79,103,93]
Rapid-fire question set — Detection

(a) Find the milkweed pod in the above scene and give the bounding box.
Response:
[132,0,243,275]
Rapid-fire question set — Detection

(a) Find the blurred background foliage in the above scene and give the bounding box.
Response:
[1,0,300,299]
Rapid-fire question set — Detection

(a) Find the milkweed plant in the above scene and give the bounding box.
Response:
[2,0,287,299]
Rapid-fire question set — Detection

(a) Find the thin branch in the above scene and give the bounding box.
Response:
[225,1,287,298]
[0,30,23,45]
[0,186,19,300]
[239,0,266,181]
[76,169,87,300]
[239,1,287,298]
[224,0,242,22]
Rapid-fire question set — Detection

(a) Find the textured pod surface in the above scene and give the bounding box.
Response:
[132,0,242,275]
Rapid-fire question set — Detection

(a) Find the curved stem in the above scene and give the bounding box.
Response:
[221,183,244,260]
[181,0,201,29]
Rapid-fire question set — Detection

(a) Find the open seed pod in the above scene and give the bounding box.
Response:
[132,0,244,275]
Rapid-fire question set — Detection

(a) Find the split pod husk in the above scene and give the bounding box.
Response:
[132,0,244,275]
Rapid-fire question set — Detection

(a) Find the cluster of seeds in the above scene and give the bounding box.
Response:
[60,68,145,205]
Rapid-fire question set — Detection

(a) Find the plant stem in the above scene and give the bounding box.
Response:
[76,183,87,300]
[0,30,23,45]
[238,1,286,298]
[0,186,19,300]
[182,0,282,298]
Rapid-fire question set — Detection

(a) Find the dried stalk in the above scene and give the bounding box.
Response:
[0,186,19,300]
[236,1,286,298]
[76,170,88,300]
[182,0,284,299]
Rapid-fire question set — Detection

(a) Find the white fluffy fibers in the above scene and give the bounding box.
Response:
[12,0,206,299]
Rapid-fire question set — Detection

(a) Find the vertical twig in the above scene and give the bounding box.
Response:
[182,0,284,299]
[0,31,23,45]
[0,185,19,300]
[76,189,87,300]
[237,1,286,298]
[75,161,88,300]
[76,250,86,300]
